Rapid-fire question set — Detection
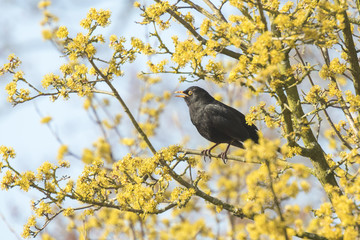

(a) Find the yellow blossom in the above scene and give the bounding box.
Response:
[213,93,223,101]
[163,91,171,100]
[85,43,96,57]
[280,1,294,12]
[5,81,17,102]
[83,97,91,110]
[13,71,24,80]
[57,145,68,161]
[109,34,118,43]
[274,14,293,31]
[200,18,211,35]
[0,145,16,161]
[133,1,141,8]
[16,171,35,192]
[63,208,75,217]
[300,181,310,192]
[42,29,52,40]
[328,82,342,98]
[329,58,346,74]
[304,85,323,104]
[40,116,52,124]
[1,170,15,190]
[41,233,55,240]
[21,215,36,238]
[82,148,94,164]
[345,90,360,112]
[82,8,111,28]
[35,201,53,216]
[37,161,55,179]
[38,0,51,9]
[56,26,68,39]
[80,18,91,29]
[42,73,60,89]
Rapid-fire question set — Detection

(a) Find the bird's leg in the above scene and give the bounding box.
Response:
[189,166,193,184]
[201,143,219,161]
[218,143,232,164]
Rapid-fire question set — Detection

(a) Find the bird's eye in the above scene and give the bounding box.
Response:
[188,90,193,95]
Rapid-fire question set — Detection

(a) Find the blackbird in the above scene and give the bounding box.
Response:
[175,86,259,163]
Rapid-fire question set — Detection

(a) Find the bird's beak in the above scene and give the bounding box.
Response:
[174,91,188,98]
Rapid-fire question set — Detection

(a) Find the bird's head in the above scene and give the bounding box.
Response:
[175,86,214,106]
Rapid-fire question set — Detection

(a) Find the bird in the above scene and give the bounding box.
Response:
[175,86,259,163]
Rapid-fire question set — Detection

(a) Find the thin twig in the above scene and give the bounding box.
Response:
[179,148,256,163]
[265,160,289,240]
[295,48,353,150]
[182,0,220,22]
[88,57,157,155]
[0,211,21,240]
[201,0,228,22]
[154,0,244,59]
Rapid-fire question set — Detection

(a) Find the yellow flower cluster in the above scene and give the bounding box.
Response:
[142,1,170,29]
[228,15,257,35]
[131,37,154,55]
[246,102,280,129]
[328,82,342,98]
[229,55,250,82]
[345,90,360,112]
[81,138,112,165]
[304,85,325,104]
[38,0,51,9]
[0,145,16,161]
[205,60,225,82]
[170,187,196,207]
[172,38,205,68]
[200,18,211,35]
[40,116,52,124]
[56,26,68,39]
[80,8,111,29]
[68,33,97,58]
[57,145,68,161]
[22,215,36,238]
[1,170,15,190]
[0,54,23,75]
[16,171,36,192]
[147,59,168,73]
[35,201,53,216]
[41,73,60,89]
[319,58,346,79]
[1,145,75,237]
[274,14,293,31]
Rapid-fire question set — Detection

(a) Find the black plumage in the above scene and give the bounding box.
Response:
[175,86,259,163]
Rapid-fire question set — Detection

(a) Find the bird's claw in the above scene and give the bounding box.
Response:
[201,149,212,162]
[218,152,228,164]
[202,149,228,163]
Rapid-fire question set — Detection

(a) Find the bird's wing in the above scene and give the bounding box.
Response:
[224,103,259,143]
[204,102,254,142]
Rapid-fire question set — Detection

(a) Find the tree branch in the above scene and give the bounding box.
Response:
[335,1,360,95]
[179,148,257,163]
[159,157,247,218]
[182,0,220,22]
[201,0,228,22]
[88,57,157,155]
[295,48,353,150]
[154,0,244,59]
